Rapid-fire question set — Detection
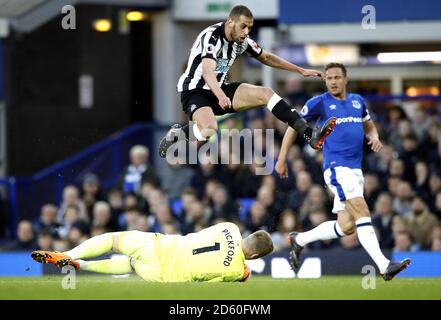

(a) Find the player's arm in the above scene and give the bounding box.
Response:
[275,127,297,178]
[201,58,231,109]
[363,119,383,153]
[256,50,323,78]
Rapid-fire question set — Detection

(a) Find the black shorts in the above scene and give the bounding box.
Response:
[180,82,243,120]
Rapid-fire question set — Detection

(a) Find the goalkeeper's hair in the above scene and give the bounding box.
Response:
[245,230,274,258]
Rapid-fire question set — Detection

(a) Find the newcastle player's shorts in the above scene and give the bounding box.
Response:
[180,82,243,119]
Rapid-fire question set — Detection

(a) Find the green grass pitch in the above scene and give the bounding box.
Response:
[1,275,440,300]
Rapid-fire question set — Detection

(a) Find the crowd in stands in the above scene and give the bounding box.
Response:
[1,83,441,255]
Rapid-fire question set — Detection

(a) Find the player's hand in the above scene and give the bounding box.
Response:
[218,95,232,110]
[301,68,324,79]
[275,160,289,179]
[368,137,383,153]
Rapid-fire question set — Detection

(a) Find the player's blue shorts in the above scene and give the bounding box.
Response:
[323,166,365,213]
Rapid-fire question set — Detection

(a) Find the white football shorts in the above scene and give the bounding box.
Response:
[323,166,365,214]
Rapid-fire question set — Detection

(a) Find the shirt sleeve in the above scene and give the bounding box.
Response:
[300,96,323,122]
[200,31,222,61]
[359,95,371,122]
[244,37,263,58]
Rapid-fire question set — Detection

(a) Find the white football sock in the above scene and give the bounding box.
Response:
[192,123,207,141]
[356,217,390,274]
[266,93,282,112]
[296,221,346,247]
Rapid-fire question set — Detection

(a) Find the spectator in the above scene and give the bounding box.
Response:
[161,222,180,235]
[412,106,431,142]
[271,209,302,252]
[37,229,54,251]
[92,201,117,232]
[181,201,211,235]
[35,203,60,237]
[107,188,124,217]
[415,161,431,202]
[256,185,283,220]
[145,188,169,217]
[299,185,330,222]
[397,134,420,182]
[339,232,361,250]
[407,196,439,249]
[81,173,104,219]
[53,239,70,252]
[120,206,142,231]
[386,176,402,198]
[393,181,414,217]
[244,200,276,234]
[202,179,221,208]
[372,193,397,249]
[150,204,178,233]
[364,173,380,210]
[391,215,409,238]
[90,226,108,237]
[429,172,441,204]
[58,204,82,240]
[209,184,239,222]
[135,214,150,232]
[420,121,441,167]
[162,155,195,200]
[285,170,313,211]
[393,231,419,252]
[123,192,140,212]
[230,164,262,198]
[179,187,198,218]
[2,220,36,251]
[366,144,395,185]
[117,145,160,195]
[391,119,415,152]
[57,185,87,223]
[384,105,407,140]
[191,154,226,198]
[68,221,89,248]
[388,158,405,180]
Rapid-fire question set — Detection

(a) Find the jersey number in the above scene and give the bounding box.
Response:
[192,242,220,255]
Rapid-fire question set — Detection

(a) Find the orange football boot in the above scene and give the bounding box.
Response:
[31,250,80,270]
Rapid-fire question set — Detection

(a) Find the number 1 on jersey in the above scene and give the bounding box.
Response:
[192,242,220,255]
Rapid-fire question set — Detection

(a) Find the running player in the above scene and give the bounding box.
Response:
[159,5,336,158]
[31,222,273,282]
[275,62,410,281]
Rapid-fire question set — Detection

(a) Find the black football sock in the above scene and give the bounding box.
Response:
[267,94,312,141]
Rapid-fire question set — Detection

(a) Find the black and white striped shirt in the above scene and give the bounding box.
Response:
[177,22,263,92]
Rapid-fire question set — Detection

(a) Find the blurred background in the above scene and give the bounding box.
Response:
[0,0,440,277]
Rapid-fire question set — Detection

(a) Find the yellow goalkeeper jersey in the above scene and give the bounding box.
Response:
[157,222,249,282]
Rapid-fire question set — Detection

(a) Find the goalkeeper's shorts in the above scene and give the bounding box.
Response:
[116,230,162,281]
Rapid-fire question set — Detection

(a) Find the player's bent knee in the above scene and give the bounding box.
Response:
[200,122,218,137]
[258,87,275,105]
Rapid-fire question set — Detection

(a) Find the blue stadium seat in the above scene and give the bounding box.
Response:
[171,199,183,217]
[238,198,255,222]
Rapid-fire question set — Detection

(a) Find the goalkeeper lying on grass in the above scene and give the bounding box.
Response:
[31,222,273,282]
